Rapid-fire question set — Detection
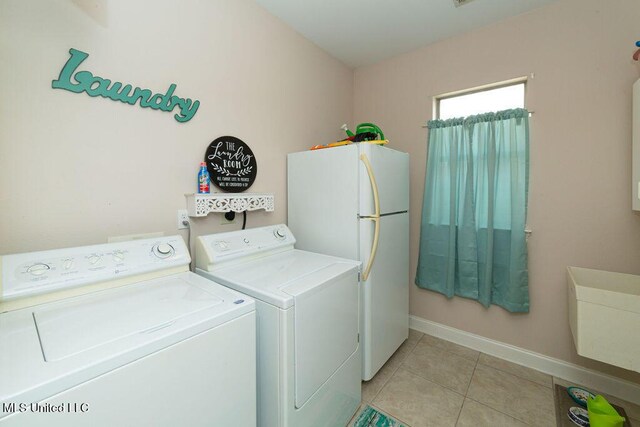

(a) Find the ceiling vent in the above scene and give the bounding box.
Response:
[453,0,476,7]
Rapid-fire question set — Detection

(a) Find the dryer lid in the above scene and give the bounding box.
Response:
[198,250,359,309]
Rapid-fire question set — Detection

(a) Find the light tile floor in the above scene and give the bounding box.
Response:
[350,329,640,427]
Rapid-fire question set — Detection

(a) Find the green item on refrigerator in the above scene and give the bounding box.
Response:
[342,122,385,140]
[587,395,625,427]
[356,123,385,140]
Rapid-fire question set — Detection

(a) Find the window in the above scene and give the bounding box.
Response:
[417,82,531,312]
[436,81,525,120]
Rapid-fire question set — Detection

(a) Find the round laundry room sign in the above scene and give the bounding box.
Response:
[205,136,257,192]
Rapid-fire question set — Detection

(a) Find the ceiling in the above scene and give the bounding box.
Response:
[254,0,559,68]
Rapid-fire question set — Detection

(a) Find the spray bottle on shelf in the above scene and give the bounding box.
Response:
[198,161,210,194]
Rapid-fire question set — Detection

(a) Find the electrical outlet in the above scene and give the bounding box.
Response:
[177,209,190,229]
[221,211,236,225]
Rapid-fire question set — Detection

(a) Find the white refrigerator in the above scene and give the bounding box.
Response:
[287,143,409,381]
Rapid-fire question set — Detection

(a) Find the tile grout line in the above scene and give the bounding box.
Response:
[399,339,478,398]
[476,358,553,391]
[369,335,422,404]
[364,334,424,425]
[464,356,480,397]
[369,365,399,403]
[453,405,464,427]
[470,356,555,426]
[465,397,536,426]
[420,335,480,364]
[370,333,557,427]
[454,356,479,426]
[422,331,556,389]
[464,396,535,426]
[470,363,556,425]
[388,332,554,427]
[399,363,468,398]
[378,362,469,426]
[476,354,553,389]
[464,357,536,425]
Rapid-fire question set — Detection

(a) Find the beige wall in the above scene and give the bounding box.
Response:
[354,0,640,382]
[0,0,352,254]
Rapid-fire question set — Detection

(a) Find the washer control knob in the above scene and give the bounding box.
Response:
[88,255,101,265]
[112,250,125,262]
[216,241,228,250]
[243,238,250,244]
[63,259,74,270]
[274,227,286,239]
[27,263,50,276]
[153,243,174,258]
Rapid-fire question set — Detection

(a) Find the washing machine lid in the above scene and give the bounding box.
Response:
[0,272,254,407]
[197,249,360,309]
[35,274,223,361]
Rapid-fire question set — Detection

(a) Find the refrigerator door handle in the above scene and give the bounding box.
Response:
[360,153,381,281]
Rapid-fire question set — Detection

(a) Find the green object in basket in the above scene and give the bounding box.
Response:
[587,395,625,427]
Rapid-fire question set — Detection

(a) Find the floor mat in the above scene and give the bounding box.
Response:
[353,405,405,427]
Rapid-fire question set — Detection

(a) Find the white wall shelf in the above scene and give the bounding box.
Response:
[185,193,274,217]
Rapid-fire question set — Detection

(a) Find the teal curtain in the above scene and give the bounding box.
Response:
[415,108,530,312]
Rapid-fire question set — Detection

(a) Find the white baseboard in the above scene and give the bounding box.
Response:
[409,315,640,404]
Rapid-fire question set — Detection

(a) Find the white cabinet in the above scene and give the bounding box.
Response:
[567,267,640,372]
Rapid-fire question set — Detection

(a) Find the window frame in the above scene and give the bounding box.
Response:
[434,77,528,120]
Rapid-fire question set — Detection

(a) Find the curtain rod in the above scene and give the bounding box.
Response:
[421,111,535,128]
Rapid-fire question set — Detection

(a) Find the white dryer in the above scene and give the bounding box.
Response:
[195,224,361,427]
[0,236,256,426]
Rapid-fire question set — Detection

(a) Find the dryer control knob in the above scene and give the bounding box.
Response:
[154,243,174,258]
[27,263,50,276]
[274,227,286,239]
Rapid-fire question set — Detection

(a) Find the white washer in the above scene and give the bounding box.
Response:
[0,235,256,427]
[196,224,361,427]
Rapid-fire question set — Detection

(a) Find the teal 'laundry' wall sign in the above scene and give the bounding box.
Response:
[52,48,199,123]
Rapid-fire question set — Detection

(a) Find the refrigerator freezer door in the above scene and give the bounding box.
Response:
[287,146,360,261]
[360,212,409,381]
[359,144,410,216]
